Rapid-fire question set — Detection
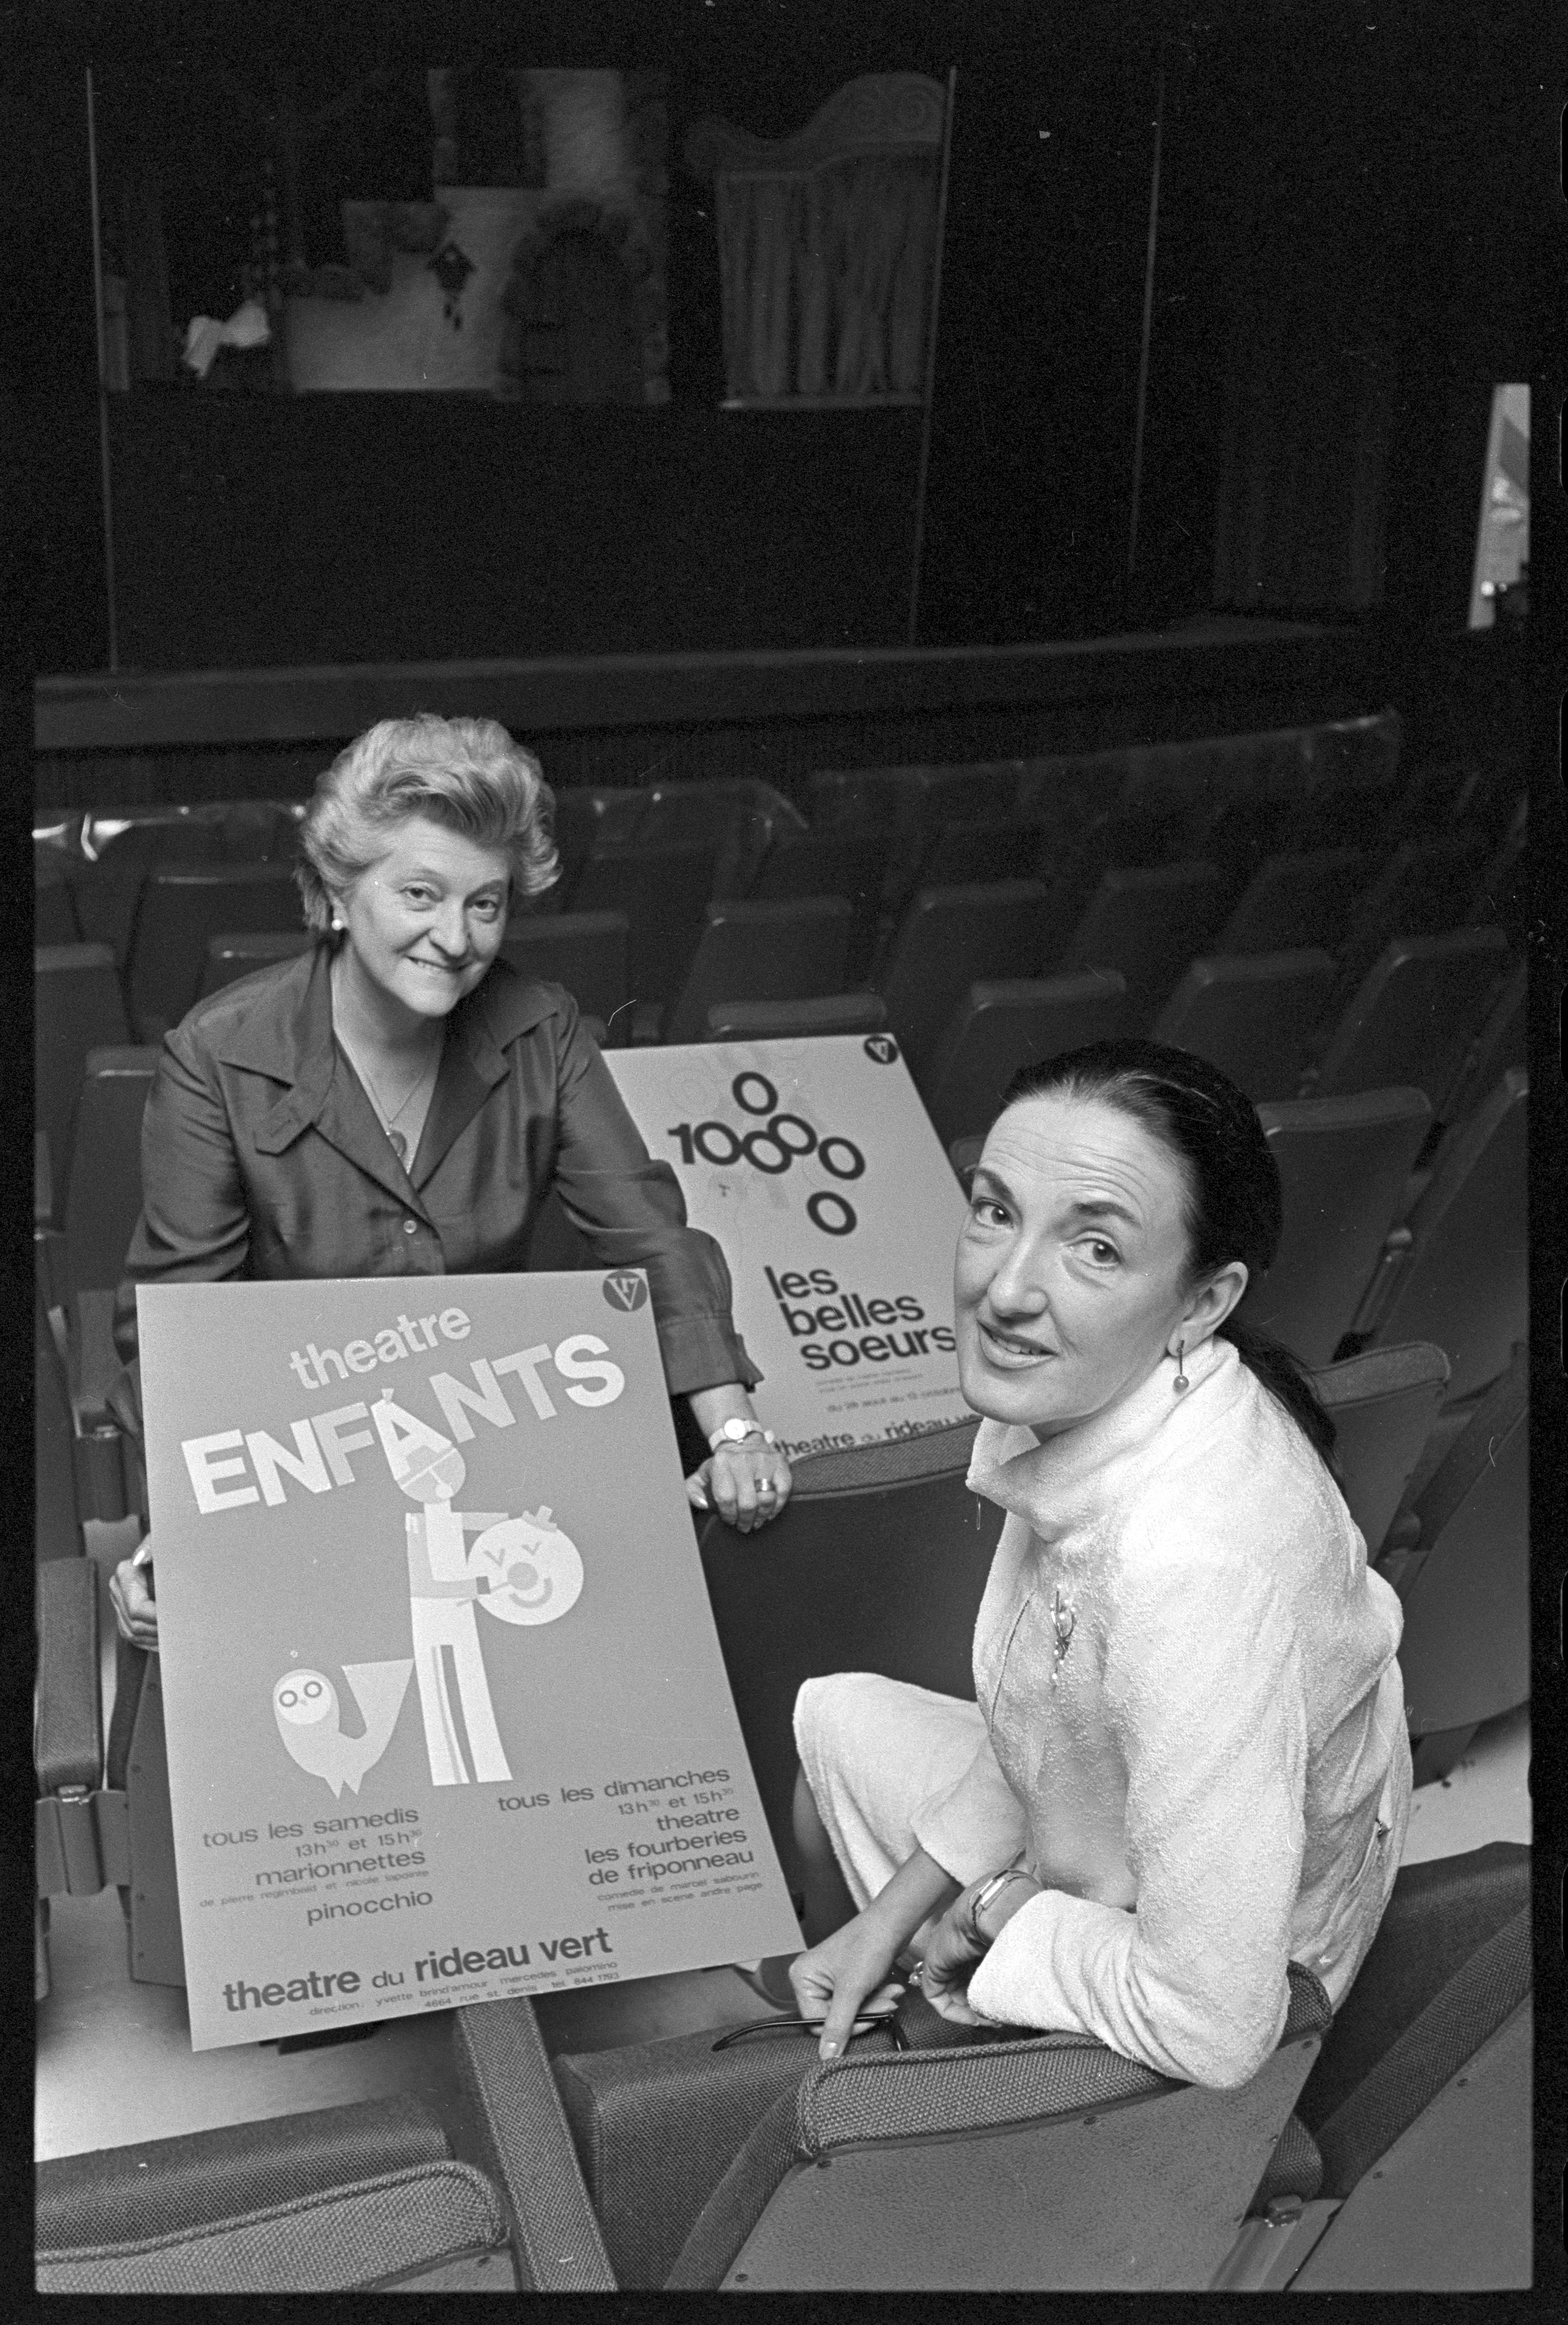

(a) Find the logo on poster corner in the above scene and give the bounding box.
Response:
[863,1035,899,1064]
[603,1270,649,1312]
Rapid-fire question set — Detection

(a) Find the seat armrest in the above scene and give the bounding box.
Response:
[452,2000,617,2291]
[1349,1225,1413,1334]
[35,1225,72,1318]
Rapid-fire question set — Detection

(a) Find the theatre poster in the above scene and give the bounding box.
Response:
[605,1034,970,1460]
[137,1273,801,2050]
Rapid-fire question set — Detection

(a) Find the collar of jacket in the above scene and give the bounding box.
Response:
[211,941,557,1198]
[966,1333,1245,1539]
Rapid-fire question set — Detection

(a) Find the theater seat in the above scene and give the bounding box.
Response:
[35,944,129,1210]
[1152,950,1338,1103]
[1352,1069,1526,1401]
[35,2097,518,2293]
[1282,1842,1530,2289]
[1379,1345,1528,1785]
[1326,833,1489,1009]
[874,882,1052,1080]
[567,840,719,1007]
[698,1422,1002,1882]
[1305,927,1509,1105]
[1052,861,1230,1026]
[661,897,854,1046]
[455,1966,1332,2291]
[1312,1341,1450,1560]
[1238,1087,1432,1368]
[918,971,1132,1147]
[36,1047,161,1436]
[196,930,314,999]
[1208,849,1373,958]
[746,827,893,974]
[499,909,631,1029]
[127,866,305,1043]
[906,815,1051,897]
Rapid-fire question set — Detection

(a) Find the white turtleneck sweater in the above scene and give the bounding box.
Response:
[904,1336,1411,2089]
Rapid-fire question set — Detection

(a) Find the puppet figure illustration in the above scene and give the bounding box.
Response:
[370,1394,582,1788]
[271,1661,414,1797]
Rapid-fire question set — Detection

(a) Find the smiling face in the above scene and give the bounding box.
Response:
[333,815,510,1030]
[955,1090,1244,1437]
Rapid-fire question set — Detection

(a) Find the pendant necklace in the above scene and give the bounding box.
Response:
[332,957,442,1167]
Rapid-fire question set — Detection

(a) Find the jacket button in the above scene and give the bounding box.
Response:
[403,1219,418,1235]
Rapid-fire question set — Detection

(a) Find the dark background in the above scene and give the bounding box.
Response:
[8,0,1542,676]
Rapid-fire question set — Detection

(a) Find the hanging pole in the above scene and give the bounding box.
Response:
[1125,59,1166,618]
[85,65,120,672]
[906,65,957,651]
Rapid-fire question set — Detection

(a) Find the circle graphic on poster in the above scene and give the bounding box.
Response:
[863,1035,899,1063]
[470,1514,584,1625]
[273,1669,336,1726]
[603,1270,649,1312]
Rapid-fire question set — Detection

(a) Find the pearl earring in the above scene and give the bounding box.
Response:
[1172,1341,1188,1393]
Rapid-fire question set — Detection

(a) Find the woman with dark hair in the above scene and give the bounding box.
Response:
[783,1039,1411,2088]
[110,715,790,1647]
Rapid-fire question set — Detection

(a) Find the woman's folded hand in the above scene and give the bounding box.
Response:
[110,1547,159,1652]
[685,1440,793,1534]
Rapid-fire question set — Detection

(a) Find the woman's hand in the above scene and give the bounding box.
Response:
[918,1871,1041,2023]
[915,1895,991,2024]
[788,1916,906,2059]
[686,1440,793,1534]
[110,1546,159,1652]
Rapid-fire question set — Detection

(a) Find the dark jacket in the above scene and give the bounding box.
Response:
[110,941,758,1434]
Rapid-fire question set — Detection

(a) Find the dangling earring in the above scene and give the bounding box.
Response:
[1172,1340,1188,1393]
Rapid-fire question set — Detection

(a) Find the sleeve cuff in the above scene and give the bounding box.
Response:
[909,1756,1029,1888]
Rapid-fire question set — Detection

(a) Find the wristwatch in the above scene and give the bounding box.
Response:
[967,1867,1032,1943]
[707,1418,777,1453]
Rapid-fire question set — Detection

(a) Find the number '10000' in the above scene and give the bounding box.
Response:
[665,1072,864,1236]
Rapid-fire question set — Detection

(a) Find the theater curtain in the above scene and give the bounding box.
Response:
[1212,302,1393,614]
[714,153,938,401]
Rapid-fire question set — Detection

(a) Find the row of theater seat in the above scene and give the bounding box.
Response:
[35,1380,1530,2287]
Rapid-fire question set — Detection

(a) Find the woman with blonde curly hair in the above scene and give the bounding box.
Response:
[111,714,788,1647]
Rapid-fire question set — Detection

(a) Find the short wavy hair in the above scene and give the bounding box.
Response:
[296,714,560,935]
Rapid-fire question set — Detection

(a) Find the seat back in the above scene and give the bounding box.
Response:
[75,802,303,969]
[1056,860,1229,1025]
[1209,848,1373,957]
[907,815,1050,897]
[35,857,82,947]
[499,909,631,1026]
[567,840,718,1005]
[1395,1343,1528,1740]
[62,1046,160,1297]
[197,930,314,999]
[679,1973,1333,2290]
[919,971,1132,1146]
[697,1422,1002,1884]
[127,865,305,1041]
[875,881,1052,1077]
[1312,1342,1450,1557]
[703,992,888,1041]
[34,2096,516,2293]
[1311,926,1509,1105]
[1372,1068,1527,1400]
[1152,949,1338,1102]
[104,1636,187,1985]
[35,1290,85,1563]
[35,944,129,1201]
[1331,831,1488,983]
[1294,1840,1529,2202]
[665,897,854,1046]
[1240,1086,1432,1367]
[1432,954,1525,1133]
